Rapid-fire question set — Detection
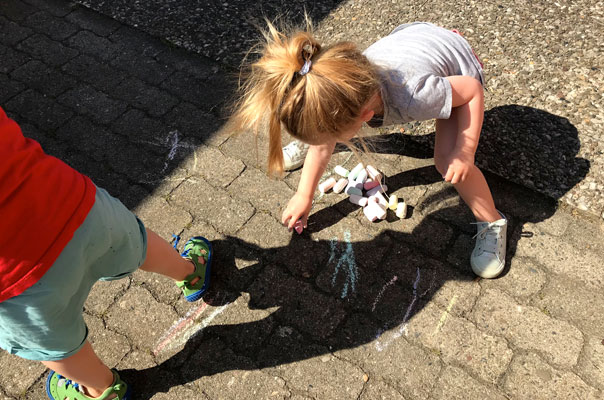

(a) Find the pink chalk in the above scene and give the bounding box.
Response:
[333,178,348,193]
[294,220,304,234]
[364,180,380,191]
[319,177,337,193]
[366,184,388,197]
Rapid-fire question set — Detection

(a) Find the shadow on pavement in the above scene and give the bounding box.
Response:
[117,106,589,398]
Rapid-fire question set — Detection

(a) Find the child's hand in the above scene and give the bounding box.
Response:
[443,150,475,184]
[282,192,313,231]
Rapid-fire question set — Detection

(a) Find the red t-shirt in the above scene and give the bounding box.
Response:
[0,107,96,302]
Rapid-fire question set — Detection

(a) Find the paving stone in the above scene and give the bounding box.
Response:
[170,178,255,235]
[110,77,178,117]
[164,101,226,145]
[160,69,233,109]
[16,33,78,66]
[247,263,346,340]
[577,335,604,390]
[4,89,73,130]
[66,30,118,62]
[0,45,29,74]
[84,314,131,368]
[503,352,601,400]
[55,115,126,162]
[473,288,584,367]
[147,385,208,400]
[359,378,407,400]
[22,10,78,40]
[531,275,604,338]
[110,51,172,86]
[61,54,126,93]
[108,25,166,59]
[384,211,455,257]
[11,60,77,97]
[0,15,32,45]
[156,46,221,80]
[405,301,512,383]
[179,145,245,188]
[515,224,604,290]
[276,354,366,399]
[105,286,179,352]
[65,6,121,36]
[0,73,24,103]
[84,277,130,316]
[0,0,37,21]
[480,256,547,298]
[196,368,290,400]
[58,84,127,124]
[431,365,508,400]
[133,196,192,241]
[0,352,45,398]
[22,0,75,17]
[333,313,442,400]
[227,167,294,219]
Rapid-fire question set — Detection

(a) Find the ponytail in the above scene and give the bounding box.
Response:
[231,17,380,175]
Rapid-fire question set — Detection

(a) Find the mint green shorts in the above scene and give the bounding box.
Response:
[0,187,147,361]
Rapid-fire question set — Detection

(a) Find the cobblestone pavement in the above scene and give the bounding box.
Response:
[1,1,603,399]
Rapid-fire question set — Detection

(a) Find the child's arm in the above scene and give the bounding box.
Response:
[443,75,485,183]
[282,140,336,230]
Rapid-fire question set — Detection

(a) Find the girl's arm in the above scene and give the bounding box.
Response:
[443,75,484,183]
[282,140,336,230]
[445,75,484,156]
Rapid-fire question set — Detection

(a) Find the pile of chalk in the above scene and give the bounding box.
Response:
[318,163,407,222]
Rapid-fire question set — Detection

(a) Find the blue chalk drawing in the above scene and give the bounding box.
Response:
[328,231,358,298]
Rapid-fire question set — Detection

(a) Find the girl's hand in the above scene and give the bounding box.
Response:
[443,150,475,184]
[282,192,313,231]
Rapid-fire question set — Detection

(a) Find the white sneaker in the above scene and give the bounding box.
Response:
[282,140,309,171]
[470,212,507,279]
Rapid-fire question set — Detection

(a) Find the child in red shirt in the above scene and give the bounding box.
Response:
[0,107,212,400]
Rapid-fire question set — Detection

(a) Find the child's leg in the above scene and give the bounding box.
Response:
[434,113,500,222]
[139,229,200,282]
[42,341,113,398]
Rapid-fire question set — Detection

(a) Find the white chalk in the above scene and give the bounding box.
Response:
[349,194,368,207]
[366,184,388,197]
[319,177,337,193]
[355,168,368,183]
[366,165,382,181]
[373,192,388,209]
[348,163,364,180]
[396,201,407,218]
[388,194,398,210]
[333,178,348,193]
[364,201,387,222]
[334,165,349,177]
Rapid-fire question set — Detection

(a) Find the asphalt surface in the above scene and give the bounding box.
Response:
[0,0,603,399]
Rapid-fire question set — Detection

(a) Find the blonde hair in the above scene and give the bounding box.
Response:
[231,18,381,175]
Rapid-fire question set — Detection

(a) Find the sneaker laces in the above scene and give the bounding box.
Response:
[472,221,503,257]
[283,141,307,160]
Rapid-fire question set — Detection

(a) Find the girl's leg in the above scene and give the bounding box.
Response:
[42,341,113,398]
[139,229,201,283]
[435,113,500,222]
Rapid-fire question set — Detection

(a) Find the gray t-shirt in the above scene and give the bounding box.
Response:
[362,22,484,126]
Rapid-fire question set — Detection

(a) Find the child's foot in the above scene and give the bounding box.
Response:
[176,236,213,302]
[470,212,507,279]
[283,140,309,171]
[46,369,130,400]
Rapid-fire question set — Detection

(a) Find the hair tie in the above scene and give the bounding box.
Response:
[299,60,312,76]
